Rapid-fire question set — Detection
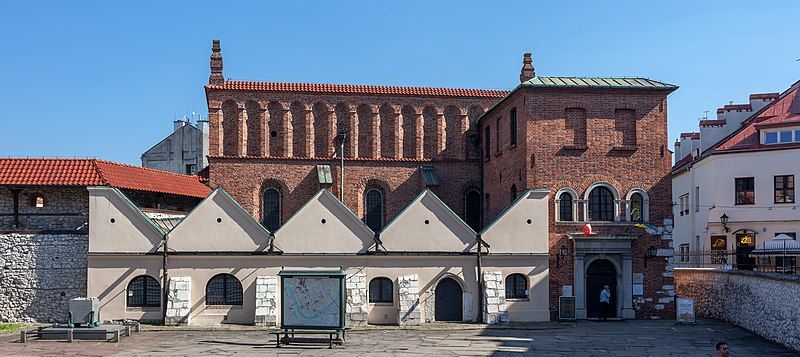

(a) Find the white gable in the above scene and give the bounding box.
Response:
[274,190,375,253]
[481,189,550,254]
[169,188,271,252]
[88,187,164,253]
[380,190,476,252]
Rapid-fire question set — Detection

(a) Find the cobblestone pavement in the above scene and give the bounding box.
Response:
[0,319,793,356]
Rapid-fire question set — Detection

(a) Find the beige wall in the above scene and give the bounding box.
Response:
[482,189,549,254]
[88,187,162,253]
[87,254,550,324]
[169,189,270,252]
[381,191,477,252]
[275,190,375,253]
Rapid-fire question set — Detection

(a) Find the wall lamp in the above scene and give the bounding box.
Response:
[720,213,730,233]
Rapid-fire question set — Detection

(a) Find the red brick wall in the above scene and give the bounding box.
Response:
[209,157,479,227]
[480,87,674,319]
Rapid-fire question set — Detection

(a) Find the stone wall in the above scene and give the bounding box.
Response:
[675,268,800,352]
[397,274,420,325]
[345,273,367,326]
[254,276,278,326]
[483,271,509,324]
[0,233,88,323]
[0,187,89,231]
[165,276,191,325]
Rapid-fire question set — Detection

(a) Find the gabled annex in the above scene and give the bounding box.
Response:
[88,186,165,253]
[274,189,375,254]
[379,189,476,252]
[480,189,550,254]
[168,188,271,252]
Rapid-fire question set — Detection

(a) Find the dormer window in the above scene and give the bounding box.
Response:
[763,128,800,145]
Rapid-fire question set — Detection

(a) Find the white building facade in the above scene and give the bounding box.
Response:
[672,81,800,269]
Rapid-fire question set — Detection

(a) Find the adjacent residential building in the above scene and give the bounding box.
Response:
[672,81,800,269]
[141,119,209,175]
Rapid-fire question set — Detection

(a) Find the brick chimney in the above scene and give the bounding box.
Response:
[209,39,224,85]
[519,52,535,83]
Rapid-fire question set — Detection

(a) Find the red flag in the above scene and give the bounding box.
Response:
[581,224,592,236]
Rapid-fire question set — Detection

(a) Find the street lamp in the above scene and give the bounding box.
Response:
[556,244,570,267]
[720,213,730,233]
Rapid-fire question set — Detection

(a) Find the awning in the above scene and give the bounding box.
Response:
[751,234,800,256]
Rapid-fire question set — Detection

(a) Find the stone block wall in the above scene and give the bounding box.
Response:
[0,233,87,323]
[254,276,278,326]
[675,268,800,352]
[397,274,420,325]
[0,187,89,231]
[165,276,191,325]
[483,271,509,324]
[345,273,367,326]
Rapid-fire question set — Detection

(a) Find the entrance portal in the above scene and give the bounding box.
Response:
[434,277,463,322]
[586,259,617,319]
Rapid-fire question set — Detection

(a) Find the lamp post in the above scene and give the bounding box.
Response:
[645,245,658,267]
[556,244,570,267]
[720,213,730,233]
[335,129,347,201]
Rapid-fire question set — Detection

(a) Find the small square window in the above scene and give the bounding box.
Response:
[779,130,792,143]
[765,132,778,144]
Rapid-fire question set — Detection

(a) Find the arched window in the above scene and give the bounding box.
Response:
[464,189,481,231]
[559,192,574,222]
[368,277,393,303]
[127,275,160,307]
[364,188,384,232]
[505,273,528,299]
[510,185,517,204]
[206,274,243,306]
[588,186,615,221]
[262,187,281,232]
[630,193,644,222]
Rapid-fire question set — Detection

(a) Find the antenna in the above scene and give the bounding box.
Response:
[702,110,709,119]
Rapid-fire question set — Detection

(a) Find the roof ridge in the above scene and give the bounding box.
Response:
[90,158,110,185]
[220,79,507,92]
[95,159,206,180]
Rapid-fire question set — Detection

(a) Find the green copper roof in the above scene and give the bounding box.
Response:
[522,76,677,90]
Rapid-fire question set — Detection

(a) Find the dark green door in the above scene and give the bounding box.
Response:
[434,278,462,322]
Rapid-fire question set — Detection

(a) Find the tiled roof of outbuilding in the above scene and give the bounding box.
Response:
[207,80,509,98]
[0,158,211,198]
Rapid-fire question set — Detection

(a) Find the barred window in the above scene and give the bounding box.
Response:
[368,277,393,303]
[206,274,243,305]
[127,275,160,308]
[559,192,574,222]
[262,187,281,232]
[505,273,528,299]
[588,186,614,221]
[364,188,385,232]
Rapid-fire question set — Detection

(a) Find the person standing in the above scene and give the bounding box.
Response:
[599,285,611,321]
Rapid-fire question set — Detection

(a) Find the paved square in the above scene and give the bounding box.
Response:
[0,319,793,356]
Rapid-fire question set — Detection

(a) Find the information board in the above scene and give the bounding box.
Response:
[676,297,695,323]
[279,270,346,330]
[559,296,576,320]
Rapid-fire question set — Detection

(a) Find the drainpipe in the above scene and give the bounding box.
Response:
[161,233,169,325]
[476,233,484,323]
[338,130,346,201]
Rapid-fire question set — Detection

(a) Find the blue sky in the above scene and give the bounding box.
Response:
[1,1,797,165]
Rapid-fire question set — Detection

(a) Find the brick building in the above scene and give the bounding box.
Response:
[197,40,679,320]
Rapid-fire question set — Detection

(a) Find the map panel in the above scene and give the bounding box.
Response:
[282,276,342,328]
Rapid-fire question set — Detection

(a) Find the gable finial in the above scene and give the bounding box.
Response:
[209,39,224,85]
[519,52,535,83]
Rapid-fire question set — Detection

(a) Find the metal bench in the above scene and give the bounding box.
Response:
[273,328,346,349]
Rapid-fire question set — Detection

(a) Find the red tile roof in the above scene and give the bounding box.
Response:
[206,80,509,98]
[716,84,800,152]
[0,158,211,198]
[699,119,726,127]
[749,93,780,100]
[722,104,752,111]
[680,132,700,139]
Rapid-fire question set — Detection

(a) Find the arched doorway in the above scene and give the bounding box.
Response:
[434,277,463,322]
[586,259,617,319]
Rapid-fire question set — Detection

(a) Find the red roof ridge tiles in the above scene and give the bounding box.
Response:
[749,93,780,100]
[206,80,509,98]
[722,104,752,111]
[0,158,210,198]
[699,119,726,127]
